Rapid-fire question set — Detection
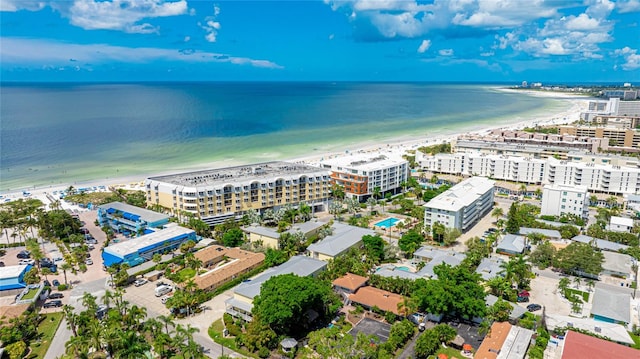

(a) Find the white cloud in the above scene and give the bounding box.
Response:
[67,0,188,34]
[0,37,283,69]
[617,0,640,13]
[0,0,46,12]
[564,14,601,31]
[184,36,191,42]
[200,5,221,42]
[439,48,454,56]
[417,39,431,53]
[614,46,640,70]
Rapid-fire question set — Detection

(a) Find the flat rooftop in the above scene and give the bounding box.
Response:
[98,201,169,224]
[147,161,328,187]
[424,176,494,212]
[320,153,407,171]
[0,265,30,280]
[104,226,195,257]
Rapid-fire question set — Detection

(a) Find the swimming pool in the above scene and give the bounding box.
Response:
[374,217,400,228]
[395,266,410,272]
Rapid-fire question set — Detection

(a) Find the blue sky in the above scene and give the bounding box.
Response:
[1,0,639,82]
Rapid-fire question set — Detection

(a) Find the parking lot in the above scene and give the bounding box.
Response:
[349,318,391,343]
[122,279,173,317]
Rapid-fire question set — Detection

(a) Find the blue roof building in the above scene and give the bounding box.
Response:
[98,201,169,236]
[0,265,32,291]
[102,225,196,267]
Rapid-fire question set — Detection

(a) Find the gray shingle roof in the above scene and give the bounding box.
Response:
[306,222,375,258]
[519,227,561,239]
[417,254,466,278]
[591,289,631,324]
[242,225,280,238]
[475,257,505,281]
[601,251,633,275]
[374,267,422,280]
[572,235,629,252]
[497,234,526,254]
[233,255,327,300]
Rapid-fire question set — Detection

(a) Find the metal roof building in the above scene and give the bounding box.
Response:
[590,288,631,324]
[307,222,375,261]
[0,265,32,291]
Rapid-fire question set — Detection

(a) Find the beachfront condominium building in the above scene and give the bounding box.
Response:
[453,131,609,159]
[318,153,409,201]
[423,176,495,232]
[541,184,589,219]
[145,161,332,226]
[558,125,640,149]
[418,152,640,195]
[97,201,170,236]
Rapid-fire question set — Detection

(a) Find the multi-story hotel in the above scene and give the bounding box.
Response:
[318,153,409,201]
[145,161,332,226]
[418,152,640,195]
[423,176,495,232]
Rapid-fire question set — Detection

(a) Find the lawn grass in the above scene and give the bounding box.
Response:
[629,331,640,350]
[176,268,196,282]
[29,312,64,358]
[434,346,465,358]
[22,287,40,300]
[564,288,589,302]
[208,319,258,358]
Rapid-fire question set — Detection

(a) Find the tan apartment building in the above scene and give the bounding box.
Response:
[193,245,264,291]
[243,220,326,249]
[558,126,640,148]
[145,161,332,226]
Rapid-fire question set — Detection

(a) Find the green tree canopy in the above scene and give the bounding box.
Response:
[398,230,424,255]
[553,242,604,275]
[362,234,385,262]
[412,264,486,320]
[222,228,244,247]
[252,274,340,336]
[529,241,557,269]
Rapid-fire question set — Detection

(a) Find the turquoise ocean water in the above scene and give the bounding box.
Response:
[0,82,568,192]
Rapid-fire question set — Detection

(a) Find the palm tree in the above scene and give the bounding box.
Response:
[373,187,382,200]
[60,262,72,286]
[65,335,90,359]
[491,207,503,223]
[63,305,79,337]
[366,197,377,215]
[573,276,582,290]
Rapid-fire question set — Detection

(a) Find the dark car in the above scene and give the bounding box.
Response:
[17,250,31,259]
[43,300,63,308]
[48,292,64,299]
[44,280,52,287]
[517,296,530,303]
[0,261,4,267]
[527,304,542,312]
[52,279,61,287]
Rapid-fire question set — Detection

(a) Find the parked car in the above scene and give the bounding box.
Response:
[52,279,61,287]
[134,278,148,287]
[0,261,4,267]
[43,280,52,287]
[85,258,93,265]
[80,228,90,235]
[517,296,530,303]
[19,259,35,265]
[17,250,31,259]
[527,304,542,312]
[48,292,64,299]
[161,294,172,304]
[43,300,63,308]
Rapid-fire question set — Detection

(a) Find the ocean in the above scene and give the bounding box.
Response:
[0,82,567,192]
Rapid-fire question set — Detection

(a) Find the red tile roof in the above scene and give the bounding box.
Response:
[561,330,640,359]
[348,286,403,315]
[332,273,368,292]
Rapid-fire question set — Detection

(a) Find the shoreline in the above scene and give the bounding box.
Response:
[0,89,590,201]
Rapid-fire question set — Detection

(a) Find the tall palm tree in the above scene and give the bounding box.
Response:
[65,335,90,359]
[60,262,72,287]
[491,207,503,223]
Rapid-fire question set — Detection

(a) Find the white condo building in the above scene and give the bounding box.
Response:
[418,152,640,195]
[540,184,589,219]
[319,153,409,201]
[424,176,495,232]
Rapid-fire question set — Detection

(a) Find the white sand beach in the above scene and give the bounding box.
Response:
[0,90,590,208]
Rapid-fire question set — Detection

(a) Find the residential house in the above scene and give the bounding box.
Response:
[332,273,368,295]
[519,227,561,240]
[476,257,505,281]
[307,222,375,261]
[545,314,634,346]
[348,286,404,316]
[560,330,640,359]
[225,255,327,322]
[474,321,533,359]
[590,288,631,326]
[192,246,265,291]
[607,216,634,233]
[601,251,634,279]
[496,234,527,255]
[571,235,629,252]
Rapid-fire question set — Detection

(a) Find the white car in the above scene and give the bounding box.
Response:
[161,295,173,304]
[85,258,93,265]
[19,259,35,265]
[133,278,148,287]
